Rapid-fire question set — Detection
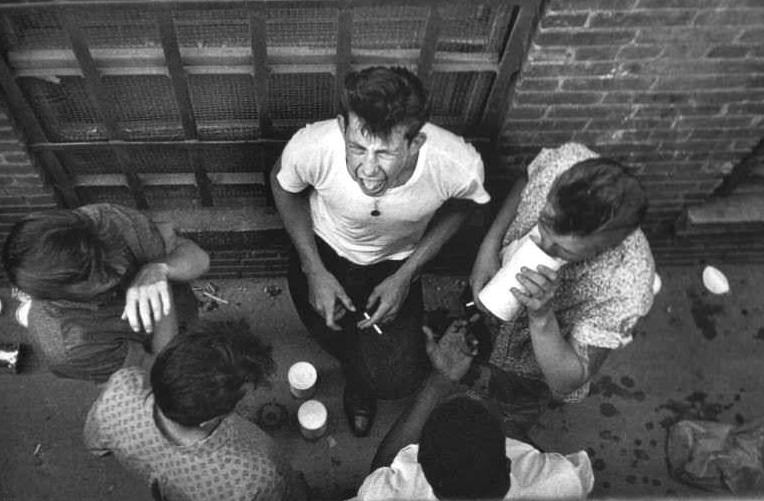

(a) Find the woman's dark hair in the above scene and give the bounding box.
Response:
[418,396,510,499]
[541,157,648,237]
[340,66,429,142]
[151,319,275,427]
[2,210,134,301]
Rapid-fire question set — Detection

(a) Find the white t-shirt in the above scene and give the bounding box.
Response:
[352,438,594,500]
[277,119,491,265]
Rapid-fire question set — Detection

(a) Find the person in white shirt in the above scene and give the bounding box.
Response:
[353,320,594,500]
[271,66,490,436]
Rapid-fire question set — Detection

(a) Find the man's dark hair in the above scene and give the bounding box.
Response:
[541,157,648,237]
[418,396,510,499]
[340,66,429,141]
[151,319,275,427]
[2,210,134,301]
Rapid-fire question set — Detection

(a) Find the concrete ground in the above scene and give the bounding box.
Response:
[1,264,764,500]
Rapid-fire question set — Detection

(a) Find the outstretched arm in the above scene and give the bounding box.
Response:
[123,227,209,334]
[360,199,478,328]
[270,158,355,330]
[370,321,476,470]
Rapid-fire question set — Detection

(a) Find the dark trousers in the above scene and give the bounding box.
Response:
[287,237,430,400]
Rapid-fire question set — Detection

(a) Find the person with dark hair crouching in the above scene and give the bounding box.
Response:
[468,143,655,438]
[84,320,307,501]
[2,203,208,382]
[352,320,593,500]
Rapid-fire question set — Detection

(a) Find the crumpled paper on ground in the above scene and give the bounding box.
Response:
[667,417,764,494]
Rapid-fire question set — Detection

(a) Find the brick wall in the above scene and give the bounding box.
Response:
[0,97,57,262]
[498,0,764,237]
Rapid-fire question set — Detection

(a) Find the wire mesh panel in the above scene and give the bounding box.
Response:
[268,73,335,136]
[17,75,106,142]
[430,71,495,133]
[173,8,250,48]
[102,75,184,140]
[352,5,429,50]
[438,2,514,54]
[77,185,135,207]
[189,74,259,140]
[197,145,265,173]
[0,0,537,210]
[74,8,161,49]
[56,148,119,176]
[267,6,338,49]
[1,10,68,51]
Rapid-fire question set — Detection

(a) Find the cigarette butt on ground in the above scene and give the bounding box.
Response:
[362,312,383,335]
[201,291,229,305]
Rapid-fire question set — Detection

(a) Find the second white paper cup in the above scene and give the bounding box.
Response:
[298,399,328,440]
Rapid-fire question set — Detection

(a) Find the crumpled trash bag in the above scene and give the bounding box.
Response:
[667,418,764,494]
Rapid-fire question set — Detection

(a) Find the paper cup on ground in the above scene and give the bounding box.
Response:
[15,300,31,328]
[288,361,318,399]
[298,400,327,440]
[478,227,566,321]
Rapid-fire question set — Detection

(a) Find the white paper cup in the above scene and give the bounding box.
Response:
[288,361,318,399]
[15,300,32,328]
[298,399,327,440]
[478,227,565,321]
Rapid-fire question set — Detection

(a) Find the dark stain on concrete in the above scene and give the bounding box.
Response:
[652,479,662,487]
[620,376,635,388]
[586,447,596,458]
[755,328,764,341]
[741,309,749,316]
[735,413,745,425]
[634,439,642,446]
[331,457,342,467]
[602,481,611,489]
[590,375,646,402]
[599,430,620,442]
[626,475,637,484]
[634,449,650,461]
[687,289,724,340]
[645,422,654,430]
[649,439,658,447]
[593,458,606,471]
[658,391,734,428]
[600,402,620,417]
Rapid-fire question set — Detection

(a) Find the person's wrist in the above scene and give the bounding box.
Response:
[427,369,457,388]
[528,307,554,328]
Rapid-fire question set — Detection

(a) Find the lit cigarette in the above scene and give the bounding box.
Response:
[363,312,383,335]
[464,301,475,308]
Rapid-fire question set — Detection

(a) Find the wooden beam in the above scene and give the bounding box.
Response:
[417,3,441,90]
[480,2,540,137]
[75,171,265,187]
[189,149,214,206]
[249,7,273,137]
[335,4,352,113]
[158,9,198,139]
[61,8,149,208]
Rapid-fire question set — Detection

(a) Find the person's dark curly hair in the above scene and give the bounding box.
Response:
[340,66,429,142]
[418,396,510,499]
[151,319,275,427]
[541,157,648,237]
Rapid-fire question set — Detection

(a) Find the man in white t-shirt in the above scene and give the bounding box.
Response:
[352,320,594,500]
[270,66,490,436]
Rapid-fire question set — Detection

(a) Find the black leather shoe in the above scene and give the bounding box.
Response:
[343,385,377,437]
